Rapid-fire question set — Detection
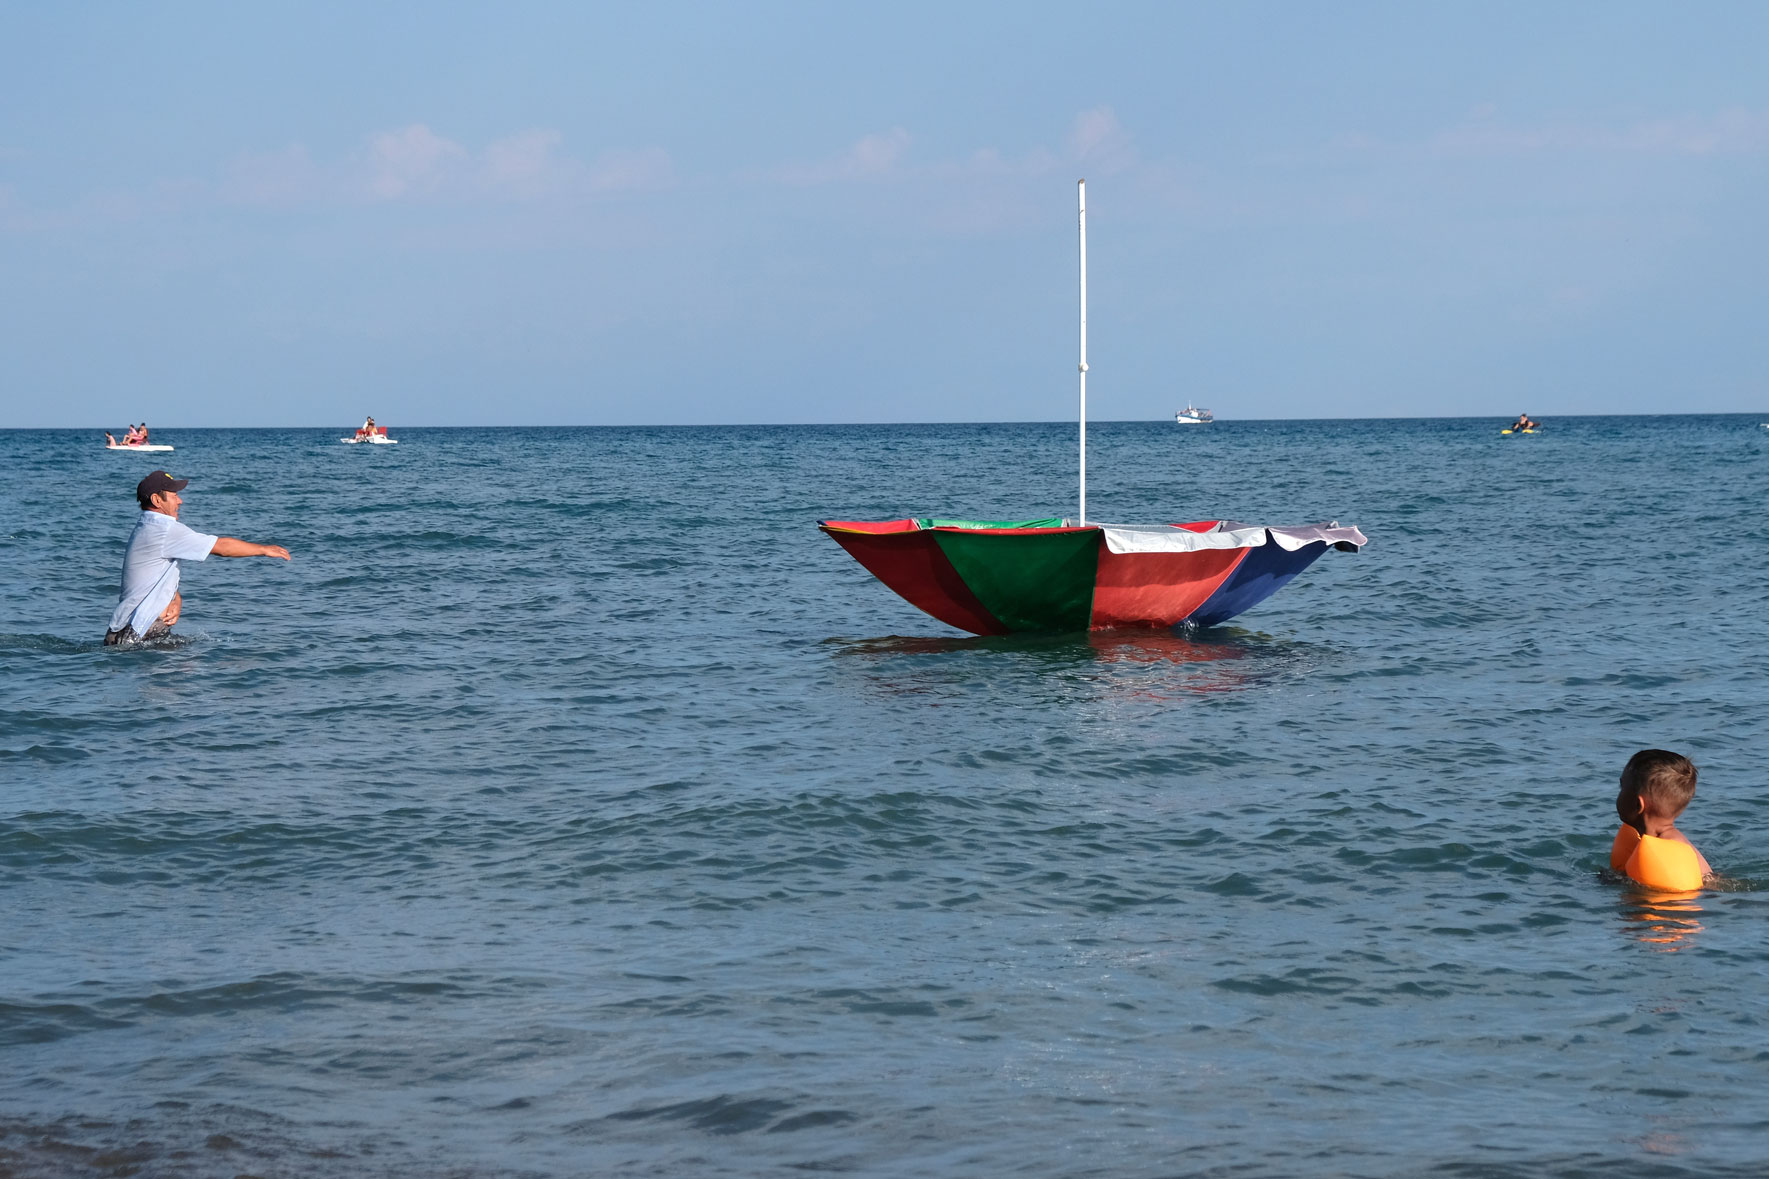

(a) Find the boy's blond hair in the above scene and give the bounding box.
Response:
[1617,749,1697,831]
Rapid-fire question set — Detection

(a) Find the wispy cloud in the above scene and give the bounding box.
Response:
[367,124,470,199]
[1,176,201,231]
[951,146,1059,178]
[8,108,1146,236]
[482,129,564,197]
[748,109,1164,234]
[1419,105,1769,158]
[220,124,675,208]
[769,108,1134,190]
[1068,106,1134,173]
[223,144,325,206]
[775,127,913,185]
[587,146,675,193]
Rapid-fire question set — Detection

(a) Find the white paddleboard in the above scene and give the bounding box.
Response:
[107,443,174,452]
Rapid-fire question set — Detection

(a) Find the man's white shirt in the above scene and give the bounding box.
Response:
[109,512,219,634]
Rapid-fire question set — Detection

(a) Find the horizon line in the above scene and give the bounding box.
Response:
[11,411,1767,431]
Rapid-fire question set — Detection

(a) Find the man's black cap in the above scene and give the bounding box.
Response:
[136,470,188,501]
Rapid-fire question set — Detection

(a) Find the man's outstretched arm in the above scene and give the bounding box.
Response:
[212,537,291,560]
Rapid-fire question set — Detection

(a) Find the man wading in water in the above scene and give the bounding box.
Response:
[105,470,291,645]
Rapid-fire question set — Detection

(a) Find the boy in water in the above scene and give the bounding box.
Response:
[1613,749,1712,880]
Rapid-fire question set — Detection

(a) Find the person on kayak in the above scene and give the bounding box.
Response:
[104,470,292,645]
[1510,413,1538,432]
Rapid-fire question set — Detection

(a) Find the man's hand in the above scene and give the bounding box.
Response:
[158,592,182,625]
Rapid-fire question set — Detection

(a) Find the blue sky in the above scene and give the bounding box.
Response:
[4,2,1767,426]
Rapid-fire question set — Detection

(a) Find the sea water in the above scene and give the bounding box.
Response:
[2,417,1767,1178]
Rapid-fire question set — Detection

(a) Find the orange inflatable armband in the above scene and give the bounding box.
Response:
[1611,825,1703,892]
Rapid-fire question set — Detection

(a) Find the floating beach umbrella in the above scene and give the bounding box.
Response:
[821,517,1364,635]
[821,182,1366,635]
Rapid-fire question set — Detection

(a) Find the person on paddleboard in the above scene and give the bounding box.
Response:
[1510,412,1538,433]
[104,470,291,646]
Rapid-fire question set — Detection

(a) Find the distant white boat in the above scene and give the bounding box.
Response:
[106,443,174,452]
[1175,405,1214,425]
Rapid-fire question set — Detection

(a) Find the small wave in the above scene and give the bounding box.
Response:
[0,1107,451,1179]
[592,1093,845,1137]
[0,634,103,655]
[0,999,132,1047]
[0,745,90,763]
[0,971,515,1048]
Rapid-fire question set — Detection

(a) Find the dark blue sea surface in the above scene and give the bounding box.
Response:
[3,417,1768,1178]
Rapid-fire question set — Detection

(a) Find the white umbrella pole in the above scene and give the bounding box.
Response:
[1077,178,1088,527]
